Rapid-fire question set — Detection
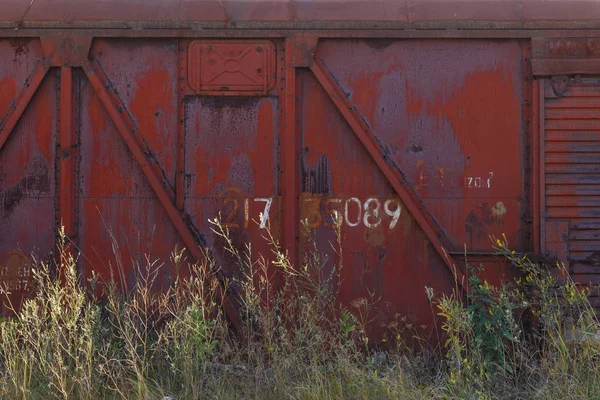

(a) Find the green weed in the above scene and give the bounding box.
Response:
[0,225,598,399]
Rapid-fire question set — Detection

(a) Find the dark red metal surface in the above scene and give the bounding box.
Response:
[2,0,600,340]
[0,39,55,309]
[0,0,600,29]
[187,40,277,95]
[542,78,600,277]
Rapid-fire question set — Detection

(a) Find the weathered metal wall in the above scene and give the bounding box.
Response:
[0,39,57,310]
[541,76,600,307]
[0,33,535,339]
[297,39,529,335]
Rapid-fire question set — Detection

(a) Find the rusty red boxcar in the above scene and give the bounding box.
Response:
[2,0,600,338]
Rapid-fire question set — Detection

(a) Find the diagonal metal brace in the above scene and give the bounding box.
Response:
[309,58,466,290]
[0,62,50,152]
[83,59,243,332]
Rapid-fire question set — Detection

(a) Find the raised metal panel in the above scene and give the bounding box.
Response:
[187,40,277,95]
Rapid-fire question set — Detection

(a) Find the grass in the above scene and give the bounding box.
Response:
[0,221,599,399]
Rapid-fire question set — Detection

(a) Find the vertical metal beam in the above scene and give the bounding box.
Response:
[309,59,465,289]
[281,38,300,267]
[522,42,535,253]
[0,62,49,152]
[176,39,186,210]
[532,79,541,253]
[539,81,546,255]
[59,66,77,240]
[83,60,243,333]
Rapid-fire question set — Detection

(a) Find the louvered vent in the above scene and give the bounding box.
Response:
[544,77,600,287]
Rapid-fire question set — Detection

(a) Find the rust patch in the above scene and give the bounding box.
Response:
[465,201,506,248]
[364,227,385,247]
[1,157,50,219]
[8,38,30,59]
[301,153,331,195]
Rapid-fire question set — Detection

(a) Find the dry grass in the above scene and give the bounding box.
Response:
[0,223,599,399]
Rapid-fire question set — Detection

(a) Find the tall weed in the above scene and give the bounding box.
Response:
[0,224,599,399]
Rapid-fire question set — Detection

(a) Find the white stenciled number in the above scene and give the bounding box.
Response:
[345,198,362,227]
[254,198,273,229]
[384,199,401,229]
[363,198,382,228]
[465,172,494,189]
[487,172,494,188]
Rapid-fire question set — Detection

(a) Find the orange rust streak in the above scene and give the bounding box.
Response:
[83,60,243,334]
[0,62,49,152]
[309,59,466,291]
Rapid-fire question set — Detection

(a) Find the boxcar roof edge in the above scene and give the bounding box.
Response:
[2,0,600,30]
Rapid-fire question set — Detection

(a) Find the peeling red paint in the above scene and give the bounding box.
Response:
[0,28,575,340]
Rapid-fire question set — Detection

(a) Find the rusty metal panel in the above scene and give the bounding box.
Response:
[407,0,522,23]
[75,38,281,304]
[74,40,183,292]
[187,40,277,95]
[315,39,527,252]
[0,33,533,339]
[543,76,600,286]
[23,0,185,23]
[179,38,283,279]
[522,0,600,28]
[1,1,600,342]
[293,38,529,337]
[182,95,281,270]
[298,68,456,337]
[1,0,600,30]
[0,39,56,313]
[532,38,600,75]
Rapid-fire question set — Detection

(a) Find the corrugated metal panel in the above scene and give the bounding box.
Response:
[544,77,600,282]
